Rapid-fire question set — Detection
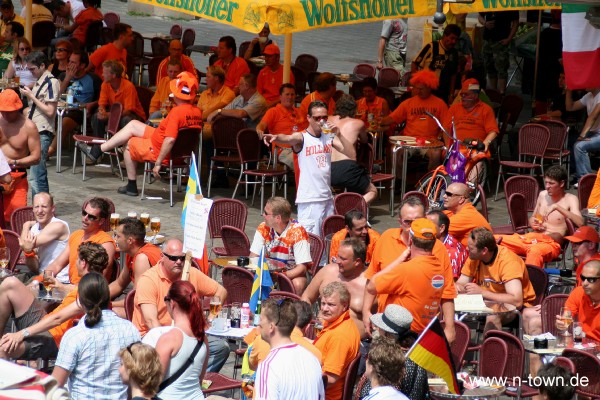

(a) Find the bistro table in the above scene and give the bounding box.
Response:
[186,44,216,56]
[56,102,87,173]
[334,73,366,84]
[429,377,505,399]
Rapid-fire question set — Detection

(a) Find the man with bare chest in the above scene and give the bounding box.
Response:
[0,89,40,223]
[302,237,370,339]
[496,166,583,267]
[330,94,377,205]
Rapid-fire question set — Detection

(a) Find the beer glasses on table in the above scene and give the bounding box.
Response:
[110,213,120,238]
[43,270,54,298]
[210,296,222,318]
[140,213,150,230]
[127,211,138,219]
[0,247,9,277]
[560,307,573,336]
[150,217,161,243]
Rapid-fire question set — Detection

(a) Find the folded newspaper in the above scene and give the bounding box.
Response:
[454,294,494,313]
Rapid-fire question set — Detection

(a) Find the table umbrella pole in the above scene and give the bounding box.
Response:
[283,34,292,83]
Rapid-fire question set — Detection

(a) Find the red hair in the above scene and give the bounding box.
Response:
[410,70,439,90]
[168,280,205,341]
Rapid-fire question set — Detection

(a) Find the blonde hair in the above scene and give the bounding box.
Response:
[119,343,163,397]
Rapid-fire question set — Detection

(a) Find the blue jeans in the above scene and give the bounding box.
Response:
[207,336,230,373]
[574,132,600,178]
[29,131,52,197]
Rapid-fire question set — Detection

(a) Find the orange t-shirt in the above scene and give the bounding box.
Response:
[257,65,295,103]
[99,78,147,120]
[587,169,600,209]
[314,310,360,400]
[259,104,308,149]
[566,286,600,342]
[150,103,202,157]
[373,254,446,332]
[125,243,163,284]
[460,246,537,308]
[389,95,448,139]
[299,91,336,119]
[90,43,127,78]
[445,101,498,142]
[214,57,250,90]
[72,7,103,45]
[47,289,81,346]
[575,253,600,286]
[445,203,492,246]
[356,96,389,123]
[149,76,171,114]
[67,229,115,284]
[328,228,380,264]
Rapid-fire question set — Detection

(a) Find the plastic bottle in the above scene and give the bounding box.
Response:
[241,302,250,328]
[66,87,74,105]
[253,301,261,326]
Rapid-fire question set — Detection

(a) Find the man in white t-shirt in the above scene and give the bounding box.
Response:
[254,298,324,400]
[570,87,600,181]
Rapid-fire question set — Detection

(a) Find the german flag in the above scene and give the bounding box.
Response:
[406,316,461,394]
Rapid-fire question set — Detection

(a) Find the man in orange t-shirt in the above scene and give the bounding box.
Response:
[328,210,380,264]
[148,59,181,118]
[214,35,250,94]
[88,22,132,77]
[564,226,600,285]
[443,182,492,246]
[299,72,337,117]
[99,72,202,196]
[155,39,197,84]
[355,77,390,123]
[560,260,600,342]
[257,44,294,107]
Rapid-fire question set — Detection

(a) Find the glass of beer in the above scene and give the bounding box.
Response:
[0,247,9,277]
[127,211,138,219]
[241,374,254,398]
[210,296,222,317]
[150,217,161,243]
[560,307,573,336]
[110,213,120,231]
[140,213,150,230]
[43,270,54,298]
[313,317,324,338]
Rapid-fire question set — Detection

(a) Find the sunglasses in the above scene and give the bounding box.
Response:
[400,218,414,226]
[580,275,600,283]
[18,47,30,51]
[444,191,463,198]
[312,115,328,122]
[81,209,99,221]
[126,341,141,355]
[56,48,68,52]
[163,253,185,262]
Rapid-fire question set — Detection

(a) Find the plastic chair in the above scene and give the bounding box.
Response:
[538,120,570,185]
[169,24,182,39]
[124,289,135,321]
[140,127,201,206]
[334,193,368,218]
[181,28,196,56]
[361,143,395,215]
[441,320,470,370]
[151,37,170,58]
[308,233,324,276]
[563,348,600,399]
[502,175,540,211]
[207,198,248,258]
[31,21,55,52]
[540,294,568,337]
[479,336,508,379]
[578,173,596,209]
[127,32,151,86]
[525,265,548,306]
[220,225,250,257]
[9,206,34,235]
[321,215,345,238]
[135,86,154,120]
[238,40,251,57]
[554,356,576,374]
[342,353,361,400]
[232,129,288,212]
[3,230,21,271]
[148,56,166,87]
[294,54,319,76]
[222,266,254,306]
[276,272,296,294]
[494,124,550,201]
[103,12,120,29]
[403,191,430,211]
[353,63,376,78]
[206,116,247,197]
[477,184,489,220]
[268,290,301,301]
[507,193,529,234]
[377,67,400,88]
[201,372,242,396]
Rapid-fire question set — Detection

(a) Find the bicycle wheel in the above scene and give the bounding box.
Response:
[467,159,489,206]
[416,172,452,210]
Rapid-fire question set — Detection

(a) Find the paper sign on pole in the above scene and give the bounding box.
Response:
[183,195,213,259]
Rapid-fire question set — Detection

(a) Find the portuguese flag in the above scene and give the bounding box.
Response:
[562,4,600,89]
[406,316,461,395]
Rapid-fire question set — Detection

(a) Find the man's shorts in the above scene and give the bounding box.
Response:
[13,300,58,360]
[482,40,510,79]
[331,160,371,194]
[128,125,157,163]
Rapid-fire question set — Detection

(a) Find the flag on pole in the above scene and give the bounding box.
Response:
[562,4,600,89]
[406,316,461,395]
[181,152,201,228]
[249,247,273,313]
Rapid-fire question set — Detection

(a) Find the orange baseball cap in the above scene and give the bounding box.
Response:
[565,226,600,243]
[263,44,280,55]
[169,71,198,101]
[410,218,437,240]
[0,89,22,111]
[462,78,480,92]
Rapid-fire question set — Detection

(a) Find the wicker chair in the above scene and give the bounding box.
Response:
[221,266,254,306]
[563,348,600,399]
[9,206,34,235]
[377,67,400,88]
[578,173,596,209]
[334,193,368,218]
[207,198,248,258]
[353,63,376,78]
[220,225,250,257]
[525,265,548,306]
[540,294,568,337]
[308,233,324,276]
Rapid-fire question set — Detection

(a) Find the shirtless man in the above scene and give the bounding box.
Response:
[330,94,377,205]
[19,193,70,279]
[0,89,40,224]
[302,237,370,339]
[496,166,583,268]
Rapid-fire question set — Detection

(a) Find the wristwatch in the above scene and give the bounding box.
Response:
[22,329,30,338]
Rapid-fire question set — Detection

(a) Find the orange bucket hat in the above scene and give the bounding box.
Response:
[170,71,198,101]
[0,89,22,111]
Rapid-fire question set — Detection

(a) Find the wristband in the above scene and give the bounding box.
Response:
[24,250,36,258]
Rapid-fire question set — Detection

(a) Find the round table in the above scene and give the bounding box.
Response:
[456,301,517,319]
[430,382,505,399]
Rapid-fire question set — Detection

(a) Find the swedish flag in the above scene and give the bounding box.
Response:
[181,152,201,228]
[249,247,273,313]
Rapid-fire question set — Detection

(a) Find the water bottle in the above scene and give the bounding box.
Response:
[241,302,250,328]
[66,87,74,105]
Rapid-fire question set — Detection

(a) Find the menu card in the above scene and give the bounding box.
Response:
[454,294,493,313]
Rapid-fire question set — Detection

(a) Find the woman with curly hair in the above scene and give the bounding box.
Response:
[119,342,163,400]
[52,272,141,400]
[364,337,408,399]
[3,37,35,87]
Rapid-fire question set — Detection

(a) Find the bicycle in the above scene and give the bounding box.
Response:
[415,112,490,209]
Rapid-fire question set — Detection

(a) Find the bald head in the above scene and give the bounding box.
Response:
[169,40,184,58]
[164,238,183,253]
[443,183,470,213]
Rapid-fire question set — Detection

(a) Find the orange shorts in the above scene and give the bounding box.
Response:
[128,126,156,163]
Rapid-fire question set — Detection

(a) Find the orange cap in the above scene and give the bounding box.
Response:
[410,218,437,240]
[565,226,600,243]
[263,44,280,55]
[461,78,480,92]
[169,71,198,101]
[0,89,22,111]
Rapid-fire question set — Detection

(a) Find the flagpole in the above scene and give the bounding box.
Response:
[257,246,265,312]
[405,313,440,358]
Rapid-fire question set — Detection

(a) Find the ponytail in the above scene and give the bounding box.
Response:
[78,272,110,328]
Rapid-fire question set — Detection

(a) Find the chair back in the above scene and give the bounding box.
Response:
[294,54,319,75]
[9,206,34,235]
[3,230,20,271]
[507,193,529,233]
[504,175,540,212]
[578,173,596,209]
[525,265,548,306]
[106,103,123,137]
[563,348,600,398]
[541,294,568,337]
[103,12,120,29]
[238,40,251,57]
[375,86,396,111]
[307,71,320,92]
[477,184,489,220]
[334,193,368,217]
[321,215,345,238]
[499,94,524,127]
[148,56,166,87]
[100,27,114,46]
[290,65,307,99]
[307,233,324,276]
[479,336,508,379]
[31,21,55,49]
[353,63,376,78]
[169,24,182,39]
[342,353,361,400]
[377,67,400,88]
[268,290,301,301]
[208,198,248,240]
[276,272,296,294]
[220,225,250,257]
[441,320,470,371]
[485,88,503,104]
[181,28,196,53]
[483,330,524,381]
[151,37,170,57]
[537,119,568,154]
[124,289,135,321]
[554,356,576,374]
[222,266,254,305]
[403,191,430,212]
[84,20,103,51]
[212,116,247,153]
[127,31,146,59]
[134,86,154,120]
[518,124,551,159]
[236,128,261,164]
